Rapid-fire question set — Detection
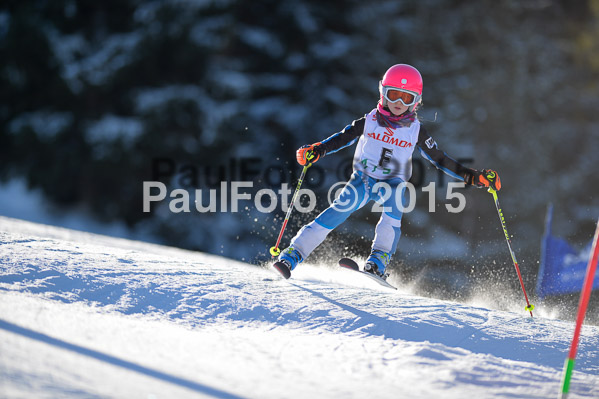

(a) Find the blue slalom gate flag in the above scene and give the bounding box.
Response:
[537,205,599,299]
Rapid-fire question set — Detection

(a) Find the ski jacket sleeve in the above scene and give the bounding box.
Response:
[318,117,366,156]
[417,125,476,184]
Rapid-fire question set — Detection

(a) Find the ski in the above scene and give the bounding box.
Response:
[272,257,397,290]
[272,261,291,279]
[339,258,397,290]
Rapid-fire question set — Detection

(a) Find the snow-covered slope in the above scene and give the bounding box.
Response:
[0,216,597,398]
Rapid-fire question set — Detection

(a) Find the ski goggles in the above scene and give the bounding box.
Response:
[380,85,420,107]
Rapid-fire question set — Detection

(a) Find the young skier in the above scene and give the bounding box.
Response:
[273,64,501,280]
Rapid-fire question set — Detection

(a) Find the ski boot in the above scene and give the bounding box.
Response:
[364,249,391,280]
[272,247,303,279]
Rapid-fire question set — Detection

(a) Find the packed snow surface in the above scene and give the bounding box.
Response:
[0,216,597,398]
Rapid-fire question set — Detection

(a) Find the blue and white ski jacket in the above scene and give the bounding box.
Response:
[318,108,476,184]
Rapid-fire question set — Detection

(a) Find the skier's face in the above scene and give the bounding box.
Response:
[388,100,409,116]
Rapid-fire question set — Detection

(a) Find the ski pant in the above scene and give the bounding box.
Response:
[290,170,406,260]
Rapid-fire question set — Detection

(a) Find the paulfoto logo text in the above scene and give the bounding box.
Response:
[142,181,468,215]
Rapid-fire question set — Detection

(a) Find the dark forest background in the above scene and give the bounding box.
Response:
[1,0,598,317]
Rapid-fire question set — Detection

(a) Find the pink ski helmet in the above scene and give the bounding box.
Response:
[379,64,423,112]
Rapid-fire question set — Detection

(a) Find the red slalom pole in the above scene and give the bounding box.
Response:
[559,217,599,398]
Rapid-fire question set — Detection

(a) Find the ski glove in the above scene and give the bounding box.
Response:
[470,169,502,191]
[296,142,325,166]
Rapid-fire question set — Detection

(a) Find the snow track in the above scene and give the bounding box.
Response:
[0,216,597,398]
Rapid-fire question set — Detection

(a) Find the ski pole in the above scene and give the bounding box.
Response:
[485,172,534,317]
[269,151,314,258]
[559,217,599,399]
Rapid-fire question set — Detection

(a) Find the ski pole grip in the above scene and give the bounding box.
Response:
[485,170,497,180]
[306,150,315,165]
[484,170,500,193]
